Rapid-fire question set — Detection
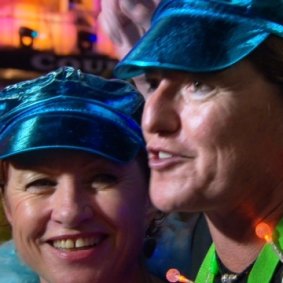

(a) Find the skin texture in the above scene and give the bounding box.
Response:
[98,0,160,58]
[3,150,152,283]
[141,60,283,271]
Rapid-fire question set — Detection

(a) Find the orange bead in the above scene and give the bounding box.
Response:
[255,222,273,242]
[166,269,193,283]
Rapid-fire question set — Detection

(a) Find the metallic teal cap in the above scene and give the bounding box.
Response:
[115,0,283,79]
[0,66,145,163]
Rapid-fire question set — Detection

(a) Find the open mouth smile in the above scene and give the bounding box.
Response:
[51,236,106,250]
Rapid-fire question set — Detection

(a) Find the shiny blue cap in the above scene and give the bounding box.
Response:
[0,67,145,163]
[115,0,283,79]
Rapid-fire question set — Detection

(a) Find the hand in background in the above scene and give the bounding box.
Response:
[98,0,160,59]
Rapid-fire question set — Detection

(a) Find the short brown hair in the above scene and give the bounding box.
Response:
[249,35,283,87]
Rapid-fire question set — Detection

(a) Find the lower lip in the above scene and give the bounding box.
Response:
[48,241,108,263]
[149,156,188,170]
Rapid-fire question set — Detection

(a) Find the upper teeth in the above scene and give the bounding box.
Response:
[53,237,101,249]
[158,151,173,159]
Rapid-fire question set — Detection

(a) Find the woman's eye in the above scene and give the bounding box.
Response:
[25,178,56,193]
[91,174,118,191]
[145,76,161,93]
[185,81,216,99]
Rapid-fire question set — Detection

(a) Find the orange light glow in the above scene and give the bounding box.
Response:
[255,222,273,243]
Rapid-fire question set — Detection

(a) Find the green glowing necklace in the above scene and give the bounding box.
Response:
[195,218,283,283]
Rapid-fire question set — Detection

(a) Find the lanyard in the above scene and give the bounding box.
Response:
[195,218,283,283]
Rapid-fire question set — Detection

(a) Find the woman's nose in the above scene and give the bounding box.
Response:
[142,89,180,136]
[51,180,93,228]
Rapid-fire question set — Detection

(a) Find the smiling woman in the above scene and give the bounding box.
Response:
[0,66,164,283]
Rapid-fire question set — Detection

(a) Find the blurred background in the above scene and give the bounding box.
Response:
[0,0,117,88]
[0,0,118,243]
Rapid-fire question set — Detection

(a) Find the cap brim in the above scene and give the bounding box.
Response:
[0,99,144,163]
[115,11,269,79]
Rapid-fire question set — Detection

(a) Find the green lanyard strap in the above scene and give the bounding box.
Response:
[248,243,279,283]
[195,218,283,283]
[195,244,217,283]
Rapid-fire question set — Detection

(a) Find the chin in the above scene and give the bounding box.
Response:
[150,190,178,212]
[150,186,200,213]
